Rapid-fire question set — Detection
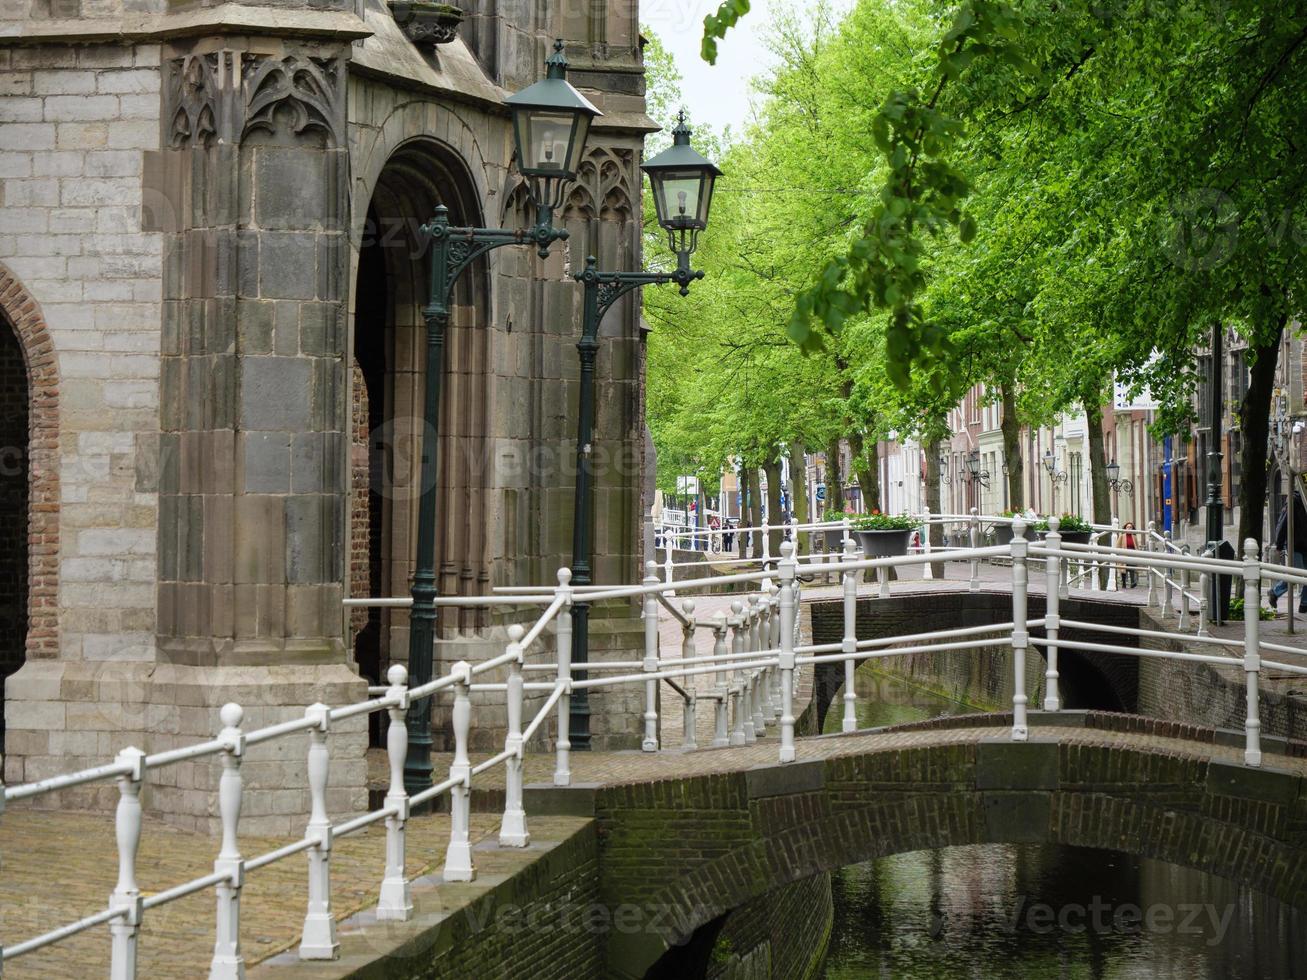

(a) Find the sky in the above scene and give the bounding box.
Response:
[640,0,845,135]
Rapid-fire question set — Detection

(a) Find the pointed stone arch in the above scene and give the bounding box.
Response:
[0,263,61,672]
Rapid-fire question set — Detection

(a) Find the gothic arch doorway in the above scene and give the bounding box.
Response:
[0,265,60,740]
[348,139,493,728]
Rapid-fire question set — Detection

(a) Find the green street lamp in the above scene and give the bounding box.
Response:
[567,112,721,749]
[404,39,599,798]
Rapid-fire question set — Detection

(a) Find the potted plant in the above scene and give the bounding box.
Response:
[1049,513,1092,545]
[821,509,849,551]
[852,511,917,557]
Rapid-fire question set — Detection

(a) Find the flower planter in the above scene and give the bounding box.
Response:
[1059,531,1091,546]
[854,528,912,558]
[823,528,847,552]
[992,524,1014,546]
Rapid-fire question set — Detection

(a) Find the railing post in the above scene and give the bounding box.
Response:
[1243,539,1263,767]
[969,507,980,592]
[1009,519,1030,741]
[500,628,530,847]
[712,613,730,747]
[299,704,338,959]
[680,598,699,750]
[442,662,475,881]
[1198,560,1211,637]
[1178,545,1192,631]
[1043,519,1061,712]
[728,600,747,746]
[1162,530,1174,618]
[762,586,779,724]
[682,692,698,751]
[842,538,859,732]
[210,705,246,978]
[1146,520,1158,607]
[1107,517,1120,591]
[922,506,934,580]
[378,665,413,918]
[554,567,573,786]
[778,541,798,763]
[1089,532,1101,593]
[751,596,767,736]
[741,597,757,743]
[109,746,145,980]
[642,563,661,752]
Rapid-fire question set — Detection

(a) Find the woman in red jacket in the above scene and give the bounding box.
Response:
[1119,522,1138,588]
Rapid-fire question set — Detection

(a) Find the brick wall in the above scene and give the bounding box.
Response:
[704,872,833,980]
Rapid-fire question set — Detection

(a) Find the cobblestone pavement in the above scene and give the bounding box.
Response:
[7,564,1307,977]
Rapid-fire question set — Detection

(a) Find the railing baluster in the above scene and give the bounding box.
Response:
[500,628,530,847]
[554,568,573,786]
[1010,519,1029,741]
[778,541,798,763]
[1043,520,1061,711]
[1198,561,1211,637]
[769,583,783,716]
[680,599,700,748]
[751,595,767,736]
[712,614,730,747]
[682,692,698,751]
[443,662,476,881]
[109,747,145,980]
[1243,539,1263,767]
[729,601,747,746]
[210,705,246,979]
[1146,520,1158,607]
[842,537,859,733]
[742,597,757,743]
[299,704,338,960]
[378,665,414,917]
[642,563,661,752]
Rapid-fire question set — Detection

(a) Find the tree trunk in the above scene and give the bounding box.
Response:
[926,436,944,579]
[747,464,764,557]
[826,438,844,515]
[1000,382,1023,512]
[1238,320,1286,550]
[1086,399,1111,587]
[856,437,881,512]
[737,464,752,559]
[1086,401,1111,528]
[791,440,810,555]
[765,455,784,559]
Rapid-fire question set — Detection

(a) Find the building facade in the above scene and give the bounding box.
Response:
[0,0,654,829]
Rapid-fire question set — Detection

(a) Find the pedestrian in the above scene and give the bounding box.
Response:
[1119,522,1138,588]
[1270,491,1307,613]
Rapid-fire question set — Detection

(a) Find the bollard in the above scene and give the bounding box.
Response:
[210,705,247,977]
[1043,519,1062,711]
[1009,520,1029,741]
[109,746,145,980]
[554,568,573,786]
[299,704,338,959]
[378,666,414,917]
[642,562,661,752]
[842,538,859,732]
[500,629,530,847]
[1243,539,1263,767]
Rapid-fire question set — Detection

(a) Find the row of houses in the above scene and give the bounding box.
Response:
[683,328,1305,552]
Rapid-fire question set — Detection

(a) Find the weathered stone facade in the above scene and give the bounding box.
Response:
[0,0,655,825]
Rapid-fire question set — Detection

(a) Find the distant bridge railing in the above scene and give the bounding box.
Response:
[3,516,1305,977]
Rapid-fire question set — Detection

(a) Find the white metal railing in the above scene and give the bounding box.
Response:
[4,513,1304,976]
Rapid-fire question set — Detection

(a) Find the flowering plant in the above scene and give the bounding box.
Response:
[822,509,848,523]
[852,510,917,531]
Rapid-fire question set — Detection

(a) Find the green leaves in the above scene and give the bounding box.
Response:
[701,0,751,66]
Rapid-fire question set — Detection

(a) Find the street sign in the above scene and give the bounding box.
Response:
[816,484,827,501]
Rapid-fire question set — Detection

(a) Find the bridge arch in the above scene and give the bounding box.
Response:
[595,718,1307,977]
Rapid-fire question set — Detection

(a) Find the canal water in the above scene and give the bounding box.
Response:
[817,668,1307,979]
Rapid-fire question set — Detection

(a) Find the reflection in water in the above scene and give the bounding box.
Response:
[821,666,976,733]
[819,670,1307,979]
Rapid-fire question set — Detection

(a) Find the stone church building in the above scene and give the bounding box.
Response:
[0,0,654,828]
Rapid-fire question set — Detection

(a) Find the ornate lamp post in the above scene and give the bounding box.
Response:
[1044,449,1068,512]
[568,112,721,748]
[404,40,599,797]
[1105,460,1133,495]
[964,450,990,488]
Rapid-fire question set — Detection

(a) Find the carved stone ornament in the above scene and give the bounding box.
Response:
[388,1,464,47]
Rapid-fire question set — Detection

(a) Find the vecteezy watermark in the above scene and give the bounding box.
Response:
[1003,895,1235,946]
[1162,187,1307,271]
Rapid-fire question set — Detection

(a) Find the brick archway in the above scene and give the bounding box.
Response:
[594,719,1307,977]
[0,264,60,668]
